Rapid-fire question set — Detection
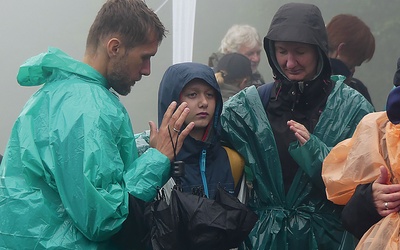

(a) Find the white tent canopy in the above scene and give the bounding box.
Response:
[156,0,197,64]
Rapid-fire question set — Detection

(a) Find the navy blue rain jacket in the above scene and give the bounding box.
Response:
[158,62,235,199]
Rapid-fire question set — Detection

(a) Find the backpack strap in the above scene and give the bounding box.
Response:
[223,146,245,188]
[257,82,274,108]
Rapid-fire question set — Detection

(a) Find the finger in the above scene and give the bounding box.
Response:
[148,120,157,134]
[172,104,190,130]
[148,121,157,148]
[294,132,307,145]
[375,166,389,185]
[159,101,178,128]
[176,122,195,145]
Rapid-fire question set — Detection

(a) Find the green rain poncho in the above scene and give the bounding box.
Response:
[220,78,374,250]
[0,47,170,249]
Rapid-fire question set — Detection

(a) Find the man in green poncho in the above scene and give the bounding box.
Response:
[220,3,374,250]
[0,0,194,249]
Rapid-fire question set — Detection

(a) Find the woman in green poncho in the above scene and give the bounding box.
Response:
[220,3,374,250]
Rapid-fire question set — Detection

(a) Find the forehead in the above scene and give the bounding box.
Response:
[274,41,315,50]
[238,43,261,54]
[182,79,214,91]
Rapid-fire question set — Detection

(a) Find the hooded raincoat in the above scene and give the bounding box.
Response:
[157,62,235,199]
[0,47,170,250]
[220,3,374,250]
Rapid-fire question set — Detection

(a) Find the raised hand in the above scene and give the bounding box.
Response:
[148,101,194,161]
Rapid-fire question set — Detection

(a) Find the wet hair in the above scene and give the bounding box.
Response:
[218,24,261,54]
[327,14,375,64]
[86,0,166,50]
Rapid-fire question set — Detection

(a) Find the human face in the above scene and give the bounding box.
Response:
[180,80,216,138]
[238,44,261,73]
[107,37,159,96]
[274,41,318,81]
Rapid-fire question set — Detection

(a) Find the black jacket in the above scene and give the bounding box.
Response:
[341,183,383,239]
[263,2,333,193]
[330,58,374,106]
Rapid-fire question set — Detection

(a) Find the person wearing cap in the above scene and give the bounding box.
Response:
[208,24,265,88]
[219,3,374,249]
[214,53,252,102]
[322,86,400,248]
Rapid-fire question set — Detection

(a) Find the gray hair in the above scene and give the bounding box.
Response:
[218,24,261,53]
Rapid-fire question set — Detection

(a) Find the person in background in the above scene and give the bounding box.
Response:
[327,14,375,106]
[0,0,194,249]
[214,52,252,102]
[219,3,374,249]
[208,24,265,87]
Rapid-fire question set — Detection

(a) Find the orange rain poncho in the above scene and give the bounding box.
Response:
[323,111,400,250]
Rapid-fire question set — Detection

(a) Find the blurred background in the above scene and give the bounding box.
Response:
[1,0,399,153]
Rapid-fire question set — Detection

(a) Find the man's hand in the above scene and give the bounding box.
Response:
[148,101,194,161]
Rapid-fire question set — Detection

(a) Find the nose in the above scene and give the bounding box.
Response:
[286,53,297,69]
[140,59,151,76]
[248,53,260,64]
[199,94,209,107]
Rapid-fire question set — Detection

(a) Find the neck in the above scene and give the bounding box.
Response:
[189,127,206,141]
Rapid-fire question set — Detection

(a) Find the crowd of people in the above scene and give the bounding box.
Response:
[0,0,398,249]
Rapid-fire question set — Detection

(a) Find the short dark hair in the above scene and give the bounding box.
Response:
[86,0,166,50]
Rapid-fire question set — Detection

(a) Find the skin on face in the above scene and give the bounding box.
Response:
[274,41,318,82]
[179,79,216,140]
[238,44,261,73]
[107,37,159,96]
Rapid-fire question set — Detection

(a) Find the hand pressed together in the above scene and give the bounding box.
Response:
[287,120,310,146]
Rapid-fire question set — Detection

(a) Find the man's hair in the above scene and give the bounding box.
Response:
[327,14,375,64]
[218,24,261,54]
[86,0,166,50]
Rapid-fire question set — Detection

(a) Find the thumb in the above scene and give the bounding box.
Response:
[148,121,157,135]
[148,121,157,148]
[375,165,389,184]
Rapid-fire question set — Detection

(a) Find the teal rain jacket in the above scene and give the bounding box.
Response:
[0,47,170,249]
[220,77,374,250]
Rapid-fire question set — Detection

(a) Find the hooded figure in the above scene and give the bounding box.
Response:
[220,3,374,250]
[158,62,236,199]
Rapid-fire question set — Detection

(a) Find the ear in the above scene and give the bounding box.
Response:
[336,42,346,58]
[106,38,122,57]
[239,78,248,89]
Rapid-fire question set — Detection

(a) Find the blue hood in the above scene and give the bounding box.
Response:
[157,62,223,137]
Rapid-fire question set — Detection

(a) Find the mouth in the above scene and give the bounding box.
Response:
[197,112,209,118]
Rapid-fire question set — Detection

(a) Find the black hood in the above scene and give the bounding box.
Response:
[263,3,331,82]
[158,62,223,136]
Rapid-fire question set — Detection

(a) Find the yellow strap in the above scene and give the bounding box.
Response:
[223,146,245,187]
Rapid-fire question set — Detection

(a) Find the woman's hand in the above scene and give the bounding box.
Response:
[287,120,310,146]
[372,166,400,216]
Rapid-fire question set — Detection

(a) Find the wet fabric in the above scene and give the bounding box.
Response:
[0,47,170,249]
[322,111,400,249]
[220,78,374,249]
[145,186,258,250]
